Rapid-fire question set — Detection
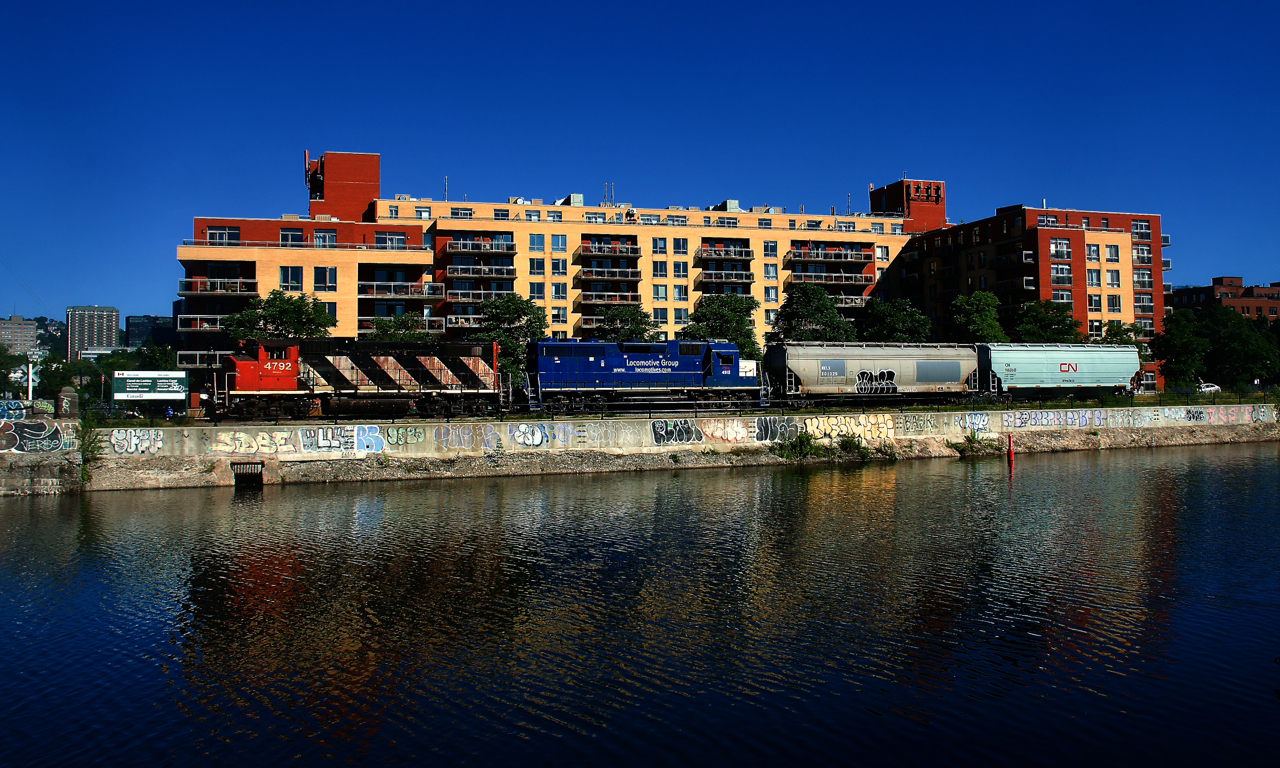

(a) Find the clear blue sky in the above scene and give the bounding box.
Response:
[2,0,1276,320]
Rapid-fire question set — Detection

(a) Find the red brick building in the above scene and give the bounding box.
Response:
[1168,277,1280,321]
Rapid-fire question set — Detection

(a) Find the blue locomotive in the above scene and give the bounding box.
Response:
[526,339,762,410]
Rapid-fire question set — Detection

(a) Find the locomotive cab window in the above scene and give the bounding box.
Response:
[268,347,289,360]
[715,353,734,366]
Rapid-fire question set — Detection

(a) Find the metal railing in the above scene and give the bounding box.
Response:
[441,240,517,254]
[1049,250,1072,261]
[787,273,874,285]
[577,292,642,304]
[577,243,642,256]
[177,314,226,331]
[1133,303,1156,316]
[445,265,518,277]
[357,316,445,333]
[1133,280,1154,290]
[832,295,870,307]
[1162,258,1172,271]
[178,278,259,295]
[695,246,755,260]
[698,271,755,282]
[181,238,430,251]
[1023,277,1036,290]
[1133,255,1153,265]
[784,249,873,262]
[357,281,445,298]
[580,268,642,280]
[1050,276,1073,286]
[447,290,516,302]
[177,350,235,368]
[576,316,605,329]
[1132,231,1152,241]
[446,315,484,328]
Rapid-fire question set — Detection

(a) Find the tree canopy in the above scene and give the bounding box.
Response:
[677,293,762,359]
[465,294,548,378]
[1095,321,1152,362]
[1150,306,1279,390]
[366,314,434,342]
[763,284,857,345]
[593,305,660,343]
[858,298,930,343]
[946,292,1008,344]
[1014,300,1082,343]
[1149,310,1209,387]
[1,343,26,398]
[220,290,337,341]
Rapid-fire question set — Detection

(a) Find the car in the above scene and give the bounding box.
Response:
[1197,383,1222,394]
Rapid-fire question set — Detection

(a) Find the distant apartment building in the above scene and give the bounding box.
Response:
[125,314,177,347]
[175,151,920,365]
[882,203,1171,340]
[1168,277,1280,320]
[67,305,120,359]
[0,315,39,357]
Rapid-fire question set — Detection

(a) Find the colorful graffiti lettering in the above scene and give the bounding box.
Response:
[0,401,29,420]
[698,418,750,443]
[803,414,894,441]
[354,425,384,452]
[953,412,991,433]
[510,423,551,447]
[207,430,295,455]
[110,428,165,455]
[299,426,356,453]
[0,420,71,453]
[651,419,704,445]
[384,426,426,446]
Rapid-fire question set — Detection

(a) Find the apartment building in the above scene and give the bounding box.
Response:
[884,204,1171,340]
[1168,277,1280,321]
[125,314,177,347]
[0,315,39,357]
[175,151,915,363]
[67,305,121,359]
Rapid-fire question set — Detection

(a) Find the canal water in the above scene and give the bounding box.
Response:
[2,445,1279,765]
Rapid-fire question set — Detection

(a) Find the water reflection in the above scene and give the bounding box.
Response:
[2,445,1278,764]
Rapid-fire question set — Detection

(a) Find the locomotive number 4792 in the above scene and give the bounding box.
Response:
[263,361,294,372]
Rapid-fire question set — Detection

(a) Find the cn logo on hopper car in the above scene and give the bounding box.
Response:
[1060,363,1078,373]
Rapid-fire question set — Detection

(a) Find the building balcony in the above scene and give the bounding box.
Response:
[1024,276,1036,290]
[784,249,873,263]
[575,315,605,330]
[1050,276,1073,286]
[177,314,226,332]
[1131,231,1152,241]
[177,350,234,368]
[695,246,754,260]
[447,290,516,302]
[357,282,445,299]
[441,240,517,254]
[177,278,259,296]
[1162,258,1172,271]
[578,292,642,304]
[577,243,642,257]
[357,316,445,334]
[1049,250,1072,261]
[579,268,642,280]
[1163,283,1173,293]
[787,273,874,285]
[698,270,754,283]
[1133,255,1153,266]
[1162,234,1172,247]
[181,239,429,251]
[1133,280,1154,290]
[832,295,870,308]
[446,315,484,328]
[445,265,518,278]
[1134,304,1156,316]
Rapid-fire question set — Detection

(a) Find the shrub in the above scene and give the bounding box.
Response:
[947,430,1004,457]
[837,434,873,461]
[76,413,104,484]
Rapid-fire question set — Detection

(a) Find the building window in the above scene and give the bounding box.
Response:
[653,237,668,254]
[1107,294,1122,313]
[450,207,473,219]
[1088,319,1103,338]
[1037,214,1059,226]
[764,241,778,259]
[765,309,779,325]
[666,215,687,226]
[549,234,567,253]
[1049,238,1071,259]
[1132,219,1151,240]
[529,282,545,301]
[674,308,690,326]
[653,308,668,324]
[492,209,510,221]
[653,261,668,278]
[525,210,541,222]
[1052,289,1072,303]
[321,302,337,319]
[529,258,545,276]
[314,267,337,292]
[207,226,240,245]
[308,229,336,248]
[585,212,606,224]
[1106,244,1119,263]
[280,228,305,247]
[1134,269,1153,289]
[1134,294,1155,314]
[526,233,543,252]
[1051,263,1072,286]
[871,222,884,234]
[764,264,778,280]
[387,205,399,218]
[551,307,567,325]
[758,218,772,228]
[1132,244,1152,264]
[653,285,667,301]
[674,284,688,301]
[552,283,567,301]
[551,259,567,276]
[548,330,566,340]
[1106,269,1121,288]
[764,286,779,303]
[639,214,661,225]
[547,210,562,222]
[1086,244,1100,262]
[674,261,689,278]
[1087,269,1101,288]
[874,245,889,262]
[891,223,903,234]
[673,238,689,256]
[375,232,406,250]
[415,207,431,219]
[279,266,303,292]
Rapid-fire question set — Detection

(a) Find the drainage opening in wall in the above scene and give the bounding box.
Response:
[230,461,265,489]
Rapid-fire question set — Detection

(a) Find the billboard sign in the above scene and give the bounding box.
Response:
[112,371,188,400]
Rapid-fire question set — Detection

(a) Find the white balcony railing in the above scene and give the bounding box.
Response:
[446,315,484,328]
[577,243,642,256]
[357,282,445,298]
[695,246,755,260]
[784,249,873,263]
[441,240,517,254]
[445,266,518,278]
[447,290,516,302]
[578,292,643,304]
[177,350,235,367]
[177,314,226,331]
[579,268,642,280]
[787,273,874,285]
[698,271,755,282]
[178,279,259,295]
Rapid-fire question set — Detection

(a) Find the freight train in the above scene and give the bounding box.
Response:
[203,338,1141,419]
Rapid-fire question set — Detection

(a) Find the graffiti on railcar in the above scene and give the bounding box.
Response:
[854,369,897,395]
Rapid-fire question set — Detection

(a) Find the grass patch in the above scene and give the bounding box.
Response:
[76,413,105,484]
[946,430,1005,457]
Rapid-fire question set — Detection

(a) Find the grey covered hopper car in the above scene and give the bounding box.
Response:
[764,343,979,397]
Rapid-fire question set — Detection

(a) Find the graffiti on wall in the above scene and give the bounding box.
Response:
[110,428,166,455]
[209,430,296,455]
[651,419,704,445]
[1,420,74,453]
[0,401,29,420]
[803,414,895,441]
[385,426,426,446]
[753,416,800,443]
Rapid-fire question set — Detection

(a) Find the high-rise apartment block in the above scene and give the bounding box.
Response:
[67,306,120,359]
[125,314,177,347]
[176,151,914,359]
[0,315,39,357]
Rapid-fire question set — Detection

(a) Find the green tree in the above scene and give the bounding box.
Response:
[1197,305,1279,390]
[1014,300,1082,343]
[858,298,930,343]
[1095,321,1152,362]
[136,341,179,371]
[220,290,337,341]
[34,353,97,401]
[0,343,24,397]
[763,283,857,345]
[593,305,660,343]
[1150,309,1208,387]
[367,314,433,342]
[465,294,548,378]
[947,291,1008,343]
[677,293,762,359]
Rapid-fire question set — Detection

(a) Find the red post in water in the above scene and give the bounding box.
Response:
[1007,433,1014,468]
